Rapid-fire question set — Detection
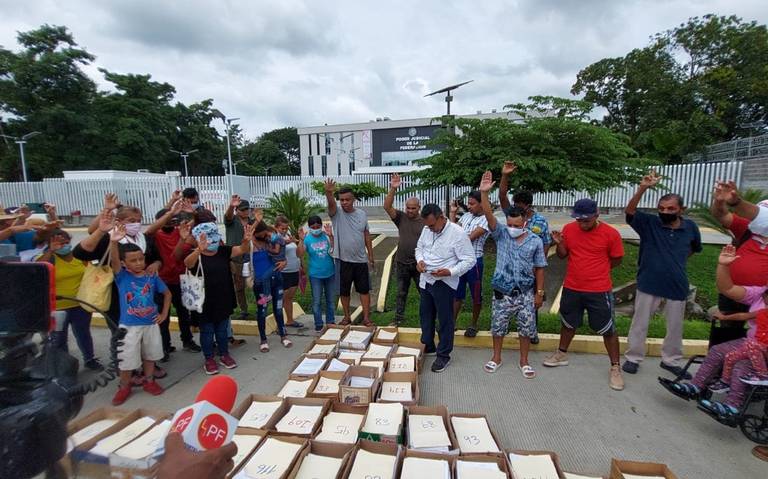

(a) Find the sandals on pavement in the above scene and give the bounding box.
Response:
[484,360,502,373]
[286,321,305,329]
[281,337,293,348]
[520,364,536,379]
[260,342,270,353]
[464,327,478,338]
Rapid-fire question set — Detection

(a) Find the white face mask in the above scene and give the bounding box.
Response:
[507,226,526,238]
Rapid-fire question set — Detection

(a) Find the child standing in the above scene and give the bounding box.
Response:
[109,223,171,406]
[297,216,336,332]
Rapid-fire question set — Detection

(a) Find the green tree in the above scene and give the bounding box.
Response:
[309,181,386,200]
[239,127,300,176]
[263,187,324,233]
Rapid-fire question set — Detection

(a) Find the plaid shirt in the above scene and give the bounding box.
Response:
[459,213,490,258]
[525,211,551,247]
[490,222,547,293]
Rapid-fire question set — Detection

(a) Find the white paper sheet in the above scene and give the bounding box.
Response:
[395,345,421,358]
[313,376,341,395]
[292,357,327,376]
[315,412,364,444]
[564,473,603,479]
[363,343,392,359]
[308,343,337,355]
[362,402,403,436]
[408,414,451,449]
[349,375,375,388]
[388,356,416,372]
[89,416,157,457]
[508,453,559,479]
[457,461,506,479]
[376,329,397,341]
[231,434,264,469]
[67,418,119,452]
[242,438,303,479]
[450,417,500,454]
[275,405,323,435]
[401,457,450,479]
[294,453,344,479]
[338,351,364,364]
[326,358,351,372]
[239,401,283,429]
[347,449,397,479]
[342,330,372,345]
[277,379,312,398]
[113,420,171,460]
[320,328,344,341]
[380,381,413,402]
[360,360,385,376]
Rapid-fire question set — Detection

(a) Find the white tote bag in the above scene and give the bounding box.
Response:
[180,259,205,313]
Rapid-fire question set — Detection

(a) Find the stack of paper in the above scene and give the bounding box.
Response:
[88,416,157,457]
[315,412,364,444]
[308,343,337,355]
[240,438,302,479]
[313,376,341,395]
[457,460,506,479]
[239,400,283,429]
[408,414,451,452]
[338,350,364,364]
[320,328,344,341]
[112,420,171,460]
[388,355,416,372]
[395,345,421,358]
[67,418,119,453]
[401,456,450,479]
[295,453,344,479]
[349,376,375,388]
[507,453,559,479]
[341,330,372,349]
[363,343,392,359]
[231,434,264,470]
[380,381,413,402]
[362,403,403,436]
[275,405,323,435]
[376,329,398,341]
[326,358,351,372]
[292,357,327,376]
[450,417,500,454]
[347,449,397,479]
[360,360,385,376]
[277,379,312,398]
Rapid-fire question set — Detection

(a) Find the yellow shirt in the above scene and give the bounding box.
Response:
[54,255,87,310]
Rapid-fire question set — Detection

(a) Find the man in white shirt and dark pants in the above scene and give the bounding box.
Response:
[415,204,476,373]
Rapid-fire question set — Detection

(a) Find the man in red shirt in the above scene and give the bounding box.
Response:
[543,199,625,390]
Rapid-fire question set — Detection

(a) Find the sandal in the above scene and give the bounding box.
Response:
[260,342,270,353]
[520,364,536,379]
[484,360,501,373]
[286,321,305,328]
[464,327,478,338]
[281,337,293,348]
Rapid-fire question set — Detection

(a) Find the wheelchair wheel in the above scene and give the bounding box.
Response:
[740,415,768,444]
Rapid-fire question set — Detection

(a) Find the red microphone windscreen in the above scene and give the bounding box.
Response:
[195,375,238,413]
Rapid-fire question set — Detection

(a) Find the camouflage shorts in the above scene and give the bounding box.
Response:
[490,289,537,338]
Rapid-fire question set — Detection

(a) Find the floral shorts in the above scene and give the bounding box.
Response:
[490,289,536,338]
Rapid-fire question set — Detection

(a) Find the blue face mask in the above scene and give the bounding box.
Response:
[309,228,323,236]
[55,245,73,256]
[206,242,220,253]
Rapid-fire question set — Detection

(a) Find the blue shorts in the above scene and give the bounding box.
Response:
[455,256,483,304]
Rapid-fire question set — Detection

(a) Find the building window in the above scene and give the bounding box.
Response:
[325,135,332,155]
[315,135,320,156]
[321,155,327,176]
[308,155,314,176]
[349,151,355,172]
[337,162,342,176]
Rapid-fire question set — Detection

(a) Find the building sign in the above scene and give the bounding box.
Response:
[371,125,439,166]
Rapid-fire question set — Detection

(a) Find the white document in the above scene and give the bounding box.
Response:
[231,434,264,469]
[275,405,323,435]
[338,350,364,364]
[376,329,398,341]
[451,417,500,454]
[315,412,364,444]
[564,474,603,479]
[457,461,506,479]
[308,343,337,355]
[242,438,302,479]
[292,357,327,376]
[89,416,157,457]
[363,343,392,359]
[408,414,451,449]
[360,360,385,376]
[278,379,312,398]
[313,376,341,395]
[347,449,397,479]
[401,457,450,479]
[113,420,171,460]
[67,418,119,452]
[395,345,421,358]
[508,453,559,479]
[349,375,375,388]
[388,356,415,372]
[380,381,412,402]
[320,328,344,341]
[295,453,344,479]
[342,330,372,345]
[239,400,283,429]
[326,358,351,372]
[362,402,403,436]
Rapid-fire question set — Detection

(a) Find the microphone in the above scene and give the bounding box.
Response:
[167,375,239,451]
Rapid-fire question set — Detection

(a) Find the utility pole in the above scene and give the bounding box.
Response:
[170,149,198,177]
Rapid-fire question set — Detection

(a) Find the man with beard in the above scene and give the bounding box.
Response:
[621,171,702,378]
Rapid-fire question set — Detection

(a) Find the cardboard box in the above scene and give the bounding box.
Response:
[109,419,173,479]
[406,405,458,452]
[286,441,355,479]
[303,339,339,357]
[610,459,679,479]
[228,428,268,478]
[457,453,511,479]
[393,342,426,372]
[289,354,329,378]
[449,413,503,455]
[398,449,457,478]
[358,403,406,445]
[358,359,387,377]
[314,403,369,445]
[67,407,135,454]
[339,365,381,406]
[373,326,399,345]
[339,325,375,350]
[318,324,349,342]
[231,433,308,479]
[341,440,403,479]
[308,370,346,398]
[377,371,420,406]
[277,376,318,399]
[232,394,285,431]
[506,449,566,479]
[270,397,331,437]
[387,354,417,373]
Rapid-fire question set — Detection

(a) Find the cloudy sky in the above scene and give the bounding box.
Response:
[1,0,766,140]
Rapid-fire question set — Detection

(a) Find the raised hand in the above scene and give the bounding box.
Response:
[99,210,115,232]
[169,189,182,204]
[17,204,31,220]
[253,209,264,223]
[181,199,196,213]
[324,178,336,194]
[197,232,210,252]
[243,223,256,244]
[43,203,57,216]
[390,173,401,189]
[502,161,517,176]
[713,180,740,205]
[323,223,333,236]
[479,170,495,193]
[110,223,126,242]
[718,244,739,266]
[297,227,306,240]
[550,230,563,244]
[178,220,192,240]
[230,195,241,209]
[170,199,183,215]
[104,193,119,210]
[640,170,661,188]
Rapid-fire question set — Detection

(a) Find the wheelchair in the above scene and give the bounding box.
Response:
[658,318,768,444]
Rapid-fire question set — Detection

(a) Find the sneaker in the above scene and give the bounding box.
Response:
[204,358,219,375]
[143,380,164,396]
[84,358,104,371]
[708,379,731,393]
[660,361,692,380]
[622,361,639,374]
[112,385,132,405]
[610,365,625,391]
[183,341,202,352]
[431,357,451,373]
[424,346,437,356]
[543,350,569,367]
[220,355,238,369]
[154,365,167,379]
[739,374,768,386]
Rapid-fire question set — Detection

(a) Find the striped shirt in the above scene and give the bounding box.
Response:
[459,213,490,258]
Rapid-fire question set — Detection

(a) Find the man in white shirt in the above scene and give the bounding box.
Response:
[415,204,476,373]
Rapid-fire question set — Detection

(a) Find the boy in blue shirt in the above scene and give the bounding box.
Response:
[109,223,171,405]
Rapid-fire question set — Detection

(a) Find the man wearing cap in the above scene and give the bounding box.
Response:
[225,195,254,319]
[544,198,626,391]
[622,172,702,378]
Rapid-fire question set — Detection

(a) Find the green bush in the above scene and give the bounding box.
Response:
[310,181,386,200]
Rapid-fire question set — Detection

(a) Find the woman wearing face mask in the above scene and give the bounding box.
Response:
[251,221,292,351]
[297,215,336,332]
[183,221,254,375]
[36,229,104,371]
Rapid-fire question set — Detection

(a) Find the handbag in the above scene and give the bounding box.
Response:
[180,258,205,313]
[76,247,114,313]
[245,239,255,289]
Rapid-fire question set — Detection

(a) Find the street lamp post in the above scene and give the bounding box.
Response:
[170,149,199,176]
[1,131,41,182]
[211,109,239,194]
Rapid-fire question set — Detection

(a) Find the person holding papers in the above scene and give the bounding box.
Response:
[415,203,476,373]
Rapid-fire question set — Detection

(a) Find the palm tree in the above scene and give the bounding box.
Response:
[263,187,325,234]
[690,188,766,236]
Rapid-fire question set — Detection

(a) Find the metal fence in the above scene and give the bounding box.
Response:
[691,133,768,163]
[0,161,743,223]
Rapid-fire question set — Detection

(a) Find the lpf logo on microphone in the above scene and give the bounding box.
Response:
[198,414,229,449]
[170,408,195,433]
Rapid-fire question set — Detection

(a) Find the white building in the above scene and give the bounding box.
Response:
[297,111,516,176]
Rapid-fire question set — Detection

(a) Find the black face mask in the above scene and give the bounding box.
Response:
[658,212,679,224]
[161,226,175,233]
